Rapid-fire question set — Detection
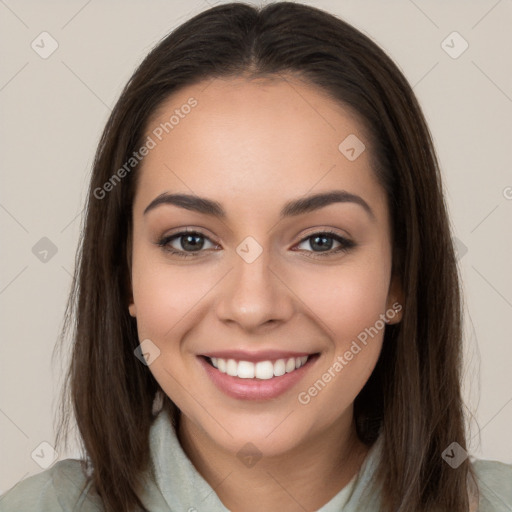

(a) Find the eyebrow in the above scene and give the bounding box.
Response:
[143,190,375,221]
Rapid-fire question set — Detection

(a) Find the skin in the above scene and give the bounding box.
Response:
[128,75,403,512]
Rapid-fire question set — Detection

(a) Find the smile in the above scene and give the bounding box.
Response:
[208,355,309,379]
[198,351,320,400]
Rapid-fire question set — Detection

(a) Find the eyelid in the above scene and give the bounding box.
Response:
[293,229,355,257]
[159,226,352,245]
[297,226,353,242]
[156,226,355,259]
[157,228,219,251]
[161,226,220,244]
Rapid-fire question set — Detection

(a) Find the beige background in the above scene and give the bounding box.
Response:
[1,0,511,495]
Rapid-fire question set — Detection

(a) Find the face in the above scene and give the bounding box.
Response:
[128,75,402,457]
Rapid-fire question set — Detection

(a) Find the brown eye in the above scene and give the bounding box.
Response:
[295,231,355,258]
[157,230,217,258]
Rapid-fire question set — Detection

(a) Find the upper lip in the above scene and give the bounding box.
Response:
[200,350,316,363]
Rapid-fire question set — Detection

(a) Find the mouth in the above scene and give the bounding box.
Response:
[198,351,320,400]
[205,354,312,379]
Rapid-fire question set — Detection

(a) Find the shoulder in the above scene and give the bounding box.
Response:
[471,457,512,512]
[0,459,103,512]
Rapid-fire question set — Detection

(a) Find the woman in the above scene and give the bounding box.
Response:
[1,2,510,511]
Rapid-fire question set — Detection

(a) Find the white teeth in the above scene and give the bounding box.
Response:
[255,361,274,380]
[237,360,255,379]
[285,358,296,373]
[226,359,238,377]
[273,359,286,377]
[208,355,310,379]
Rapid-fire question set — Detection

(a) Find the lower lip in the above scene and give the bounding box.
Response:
[198,355,319,401]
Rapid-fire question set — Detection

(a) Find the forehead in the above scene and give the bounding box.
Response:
[133,75,386,221]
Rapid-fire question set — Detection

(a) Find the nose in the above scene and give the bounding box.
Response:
[214,247,295,332]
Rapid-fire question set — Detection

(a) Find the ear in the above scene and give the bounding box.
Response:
[385,273,404,324]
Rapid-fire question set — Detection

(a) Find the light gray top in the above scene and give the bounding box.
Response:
[1,407,511,511]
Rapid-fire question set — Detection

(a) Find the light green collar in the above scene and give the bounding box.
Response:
[137,408,383,511]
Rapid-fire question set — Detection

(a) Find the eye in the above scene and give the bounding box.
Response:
[156,229,355,259]
[294,231,355,258]
[157,229,218,258]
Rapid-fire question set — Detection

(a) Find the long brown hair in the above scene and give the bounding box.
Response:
[54,2,477,510]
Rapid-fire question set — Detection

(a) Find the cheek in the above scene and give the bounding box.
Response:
[293,254,391,412]
[129,258,211,405]
[131,269,181,340]
[130,246,215,342]
[296,256,391,343]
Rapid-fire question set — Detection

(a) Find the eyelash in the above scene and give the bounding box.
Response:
[156,228,355,259]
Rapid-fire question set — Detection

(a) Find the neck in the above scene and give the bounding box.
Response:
[177,409,370,512]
